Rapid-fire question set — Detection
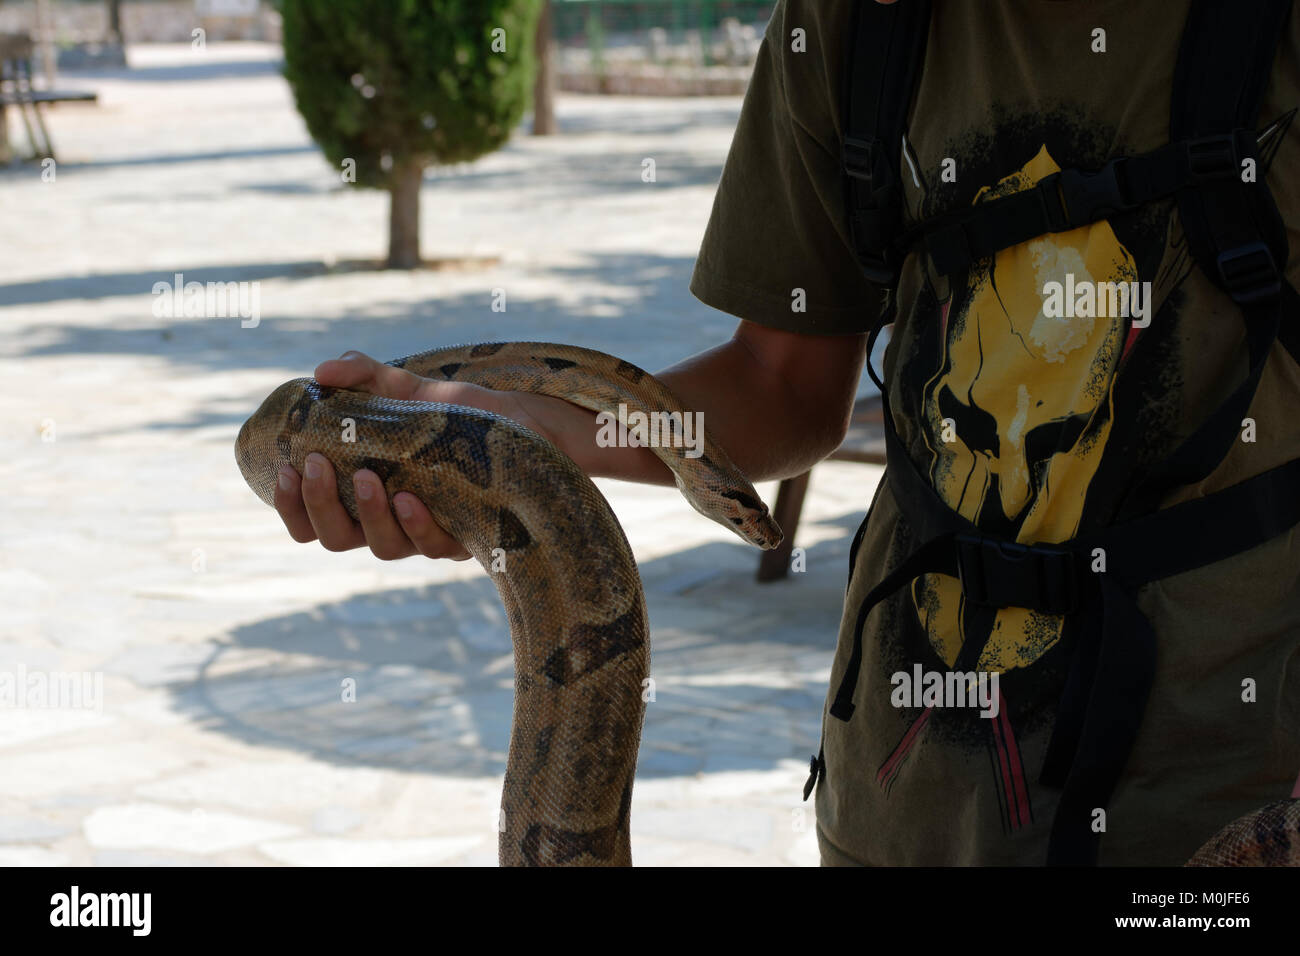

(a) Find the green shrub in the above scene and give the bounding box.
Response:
[281,0,540,267]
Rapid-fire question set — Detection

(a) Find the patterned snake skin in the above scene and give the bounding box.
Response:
[235,342,780,865]
[1186,799,1300,867]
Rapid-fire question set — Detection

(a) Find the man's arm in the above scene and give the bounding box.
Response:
[273,322,867,561]
[645,321,867,482]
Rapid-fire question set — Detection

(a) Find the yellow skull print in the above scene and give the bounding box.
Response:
[914,145,1139,672]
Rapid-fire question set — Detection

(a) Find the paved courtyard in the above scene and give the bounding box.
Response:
[0,43,882,866]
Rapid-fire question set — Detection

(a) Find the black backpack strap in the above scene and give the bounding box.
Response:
[897,1,1293,304]
[1127,0,1294,503]
[1043,0,1296,862]
[903,131,1261,277]
[1171,0,1291,306]
[842,0,932,286]
[807,0,933,809]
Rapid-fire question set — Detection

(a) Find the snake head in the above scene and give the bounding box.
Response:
[714,487,783,550]
[234,378,321,508]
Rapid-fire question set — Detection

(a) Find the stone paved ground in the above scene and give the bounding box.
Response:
[0,43,882,866]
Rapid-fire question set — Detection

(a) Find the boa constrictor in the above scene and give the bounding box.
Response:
[236,342,780,865]
[235,342,1299,867]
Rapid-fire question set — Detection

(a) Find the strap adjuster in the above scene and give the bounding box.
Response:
[844,135,902,285]
[1216,241,1281,305]
[1186,133,1240,183]
[1034,172,1071,233]
[843,135,887,188]
[955,533,1080,615]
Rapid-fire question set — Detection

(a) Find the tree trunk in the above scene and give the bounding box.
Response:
[34,0,57,89]
[387,160,423,269]
[532,0,557,135]
[108,0,124,42]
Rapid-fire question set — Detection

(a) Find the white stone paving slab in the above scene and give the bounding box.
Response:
[257,836,485,867]
[83,803,299,854]
[134,761,388,812]
[0,743,193,799]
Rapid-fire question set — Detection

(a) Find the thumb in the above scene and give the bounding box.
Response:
[315,351,510,415]
[314,350,427,401]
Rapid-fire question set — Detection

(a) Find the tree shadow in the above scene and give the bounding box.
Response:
[157,516,864,779]
[0,260,329,307]
[65,57,286,84]
[423,144,727,196]
[48,144,320,172]
[10,247,728,389]
[552,102,741,137]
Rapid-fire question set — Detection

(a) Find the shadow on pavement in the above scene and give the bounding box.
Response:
[12,250,726,439]
[154,519,861,780]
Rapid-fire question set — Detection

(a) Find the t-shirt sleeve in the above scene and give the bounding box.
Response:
[689,0,888,335]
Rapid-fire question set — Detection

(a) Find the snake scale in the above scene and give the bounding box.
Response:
[236,342,1299,867]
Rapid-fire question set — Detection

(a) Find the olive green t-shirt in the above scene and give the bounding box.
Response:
[691,0,1300,865]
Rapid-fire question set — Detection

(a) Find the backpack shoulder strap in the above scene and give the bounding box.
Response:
[842,0,932,287]
[1171,0,1292,306]
[1129,0,1296,501]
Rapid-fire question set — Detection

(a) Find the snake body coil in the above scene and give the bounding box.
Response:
[236,342,779,865]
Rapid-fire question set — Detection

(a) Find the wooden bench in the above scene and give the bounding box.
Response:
[756,392,886,581]
[0,33,98,163]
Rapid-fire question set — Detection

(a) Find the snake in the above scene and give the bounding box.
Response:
[1185,799,1300,867]
[235,342,781,866]
[235,341,1299,867]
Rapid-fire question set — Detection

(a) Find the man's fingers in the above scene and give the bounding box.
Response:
[283,451,469,561]
[289,352,483,563]
[273,466,319,543]
[299,453,367,551]
[393,492,472,561]
[352,470,419,560]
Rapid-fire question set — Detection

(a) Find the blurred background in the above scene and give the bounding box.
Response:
[0,0,883,866]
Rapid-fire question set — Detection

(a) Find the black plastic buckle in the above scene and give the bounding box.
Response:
[843,135,874,180]
[1033,172,1071,233]
[955,533,1080,615]
[1036,161,1132,234]
[1056,161,1131,225]
[843,135,900,211]
[1217,241,1281,305]
[843,136,901,285]
[1186,133,1239,183]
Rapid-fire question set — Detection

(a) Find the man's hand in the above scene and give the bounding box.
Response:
[275,322,866,564]
[273,350,593,562]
